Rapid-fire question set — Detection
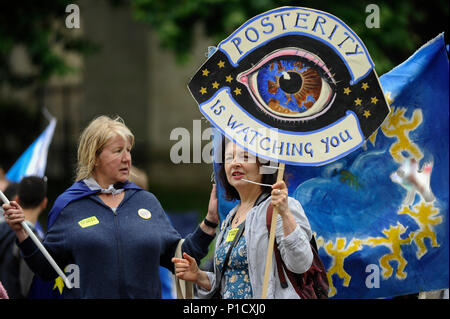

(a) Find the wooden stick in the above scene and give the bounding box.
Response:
[261,162,285,299]
[0,190,72,289]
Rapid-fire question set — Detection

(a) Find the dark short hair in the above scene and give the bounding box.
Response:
[18,176,47,209]
[4,182,19,200]
[216,137,284,201]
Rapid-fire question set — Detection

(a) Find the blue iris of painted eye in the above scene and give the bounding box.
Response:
[237,48,336,121]
[256,59,322,114]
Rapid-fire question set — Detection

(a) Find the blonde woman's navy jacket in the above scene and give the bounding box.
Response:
[18,180,215,298]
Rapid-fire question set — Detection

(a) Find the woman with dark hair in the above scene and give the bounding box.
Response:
[216,138,279,203]
[173,138,313,299]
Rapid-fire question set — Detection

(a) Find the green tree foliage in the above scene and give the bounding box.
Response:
[132,0,448,74]
[0,1,98,175]
[0,0,97,89]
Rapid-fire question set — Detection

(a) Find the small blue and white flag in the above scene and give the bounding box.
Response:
[6,117,56,183]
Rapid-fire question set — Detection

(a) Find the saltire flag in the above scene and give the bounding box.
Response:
[4,116,57,297]
[213,33,448,298]
[8,115,55,235]
[6,117,56,183]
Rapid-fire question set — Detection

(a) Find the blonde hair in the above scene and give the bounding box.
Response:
[76,115,134,181]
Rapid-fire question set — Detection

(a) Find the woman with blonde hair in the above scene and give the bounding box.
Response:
[3,115,218,298]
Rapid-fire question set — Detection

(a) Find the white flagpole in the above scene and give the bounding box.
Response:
[0,190,72,289]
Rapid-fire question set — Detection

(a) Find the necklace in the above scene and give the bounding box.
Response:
[233,214,242,227]
[232,205,251,227]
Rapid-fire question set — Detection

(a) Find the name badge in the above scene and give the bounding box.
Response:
[225,228,239,242]
[78,216,99,228]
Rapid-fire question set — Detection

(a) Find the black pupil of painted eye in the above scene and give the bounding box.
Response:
[279,71,302,94]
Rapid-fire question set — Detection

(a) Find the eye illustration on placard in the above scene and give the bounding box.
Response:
[237,47,337,120]
[188,7,390,166]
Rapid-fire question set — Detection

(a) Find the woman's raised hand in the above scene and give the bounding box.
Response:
[2,201,28,242]
[2,201,25,232]
[206,184,219,224]
[271,181,289,216]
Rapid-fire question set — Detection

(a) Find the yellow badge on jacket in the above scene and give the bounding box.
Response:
[138,208,152,220]
[226,228,239,242]
[78,216,99,228]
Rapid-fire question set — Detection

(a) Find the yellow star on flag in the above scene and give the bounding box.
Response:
[225,75,233,83]
[217,60,225,68]
[53,276,65,295]
[371,96,379,104]
[363,110,371,118]
[343,87,351,95]
[199,87,207,95]
[212,81,219,89]
[354,98,362,106]
[202,69,210,76]
[234,87,242,95]
[361,82,369,90]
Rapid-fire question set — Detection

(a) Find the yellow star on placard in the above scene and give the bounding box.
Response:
[212,81,219,89]
[202,69,210,76]
[354,98,362,106]
[234,87,241,95]
[53,276,65,295]
[217,60,225,68]
[344,87,351,95]
[199,87,207,95]
[225,75,233,83]
[371,96,379,104]
[363,110,371,118]
[361,82,369,90]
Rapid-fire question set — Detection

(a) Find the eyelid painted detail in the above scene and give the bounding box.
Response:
[237,47,336,86]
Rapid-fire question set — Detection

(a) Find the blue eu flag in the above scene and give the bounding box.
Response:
[289,33,449,298]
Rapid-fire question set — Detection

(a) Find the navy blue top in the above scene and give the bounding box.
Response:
[18,189,214,298]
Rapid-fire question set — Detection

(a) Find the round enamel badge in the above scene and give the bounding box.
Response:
[138,208,152,220]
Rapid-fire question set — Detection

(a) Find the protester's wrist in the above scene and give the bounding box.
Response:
[16,229,29,243]
[203,218,218,228]
[196,270,211,291]
[200,220,217,236]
